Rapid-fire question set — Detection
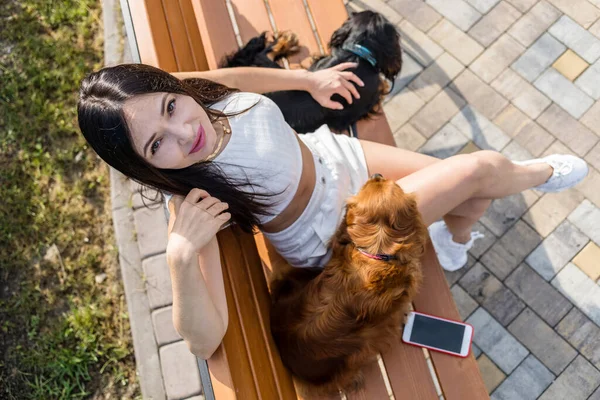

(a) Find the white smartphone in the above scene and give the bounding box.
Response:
[402,311,474,358]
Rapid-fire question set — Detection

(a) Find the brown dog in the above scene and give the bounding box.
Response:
[269,174,428,396]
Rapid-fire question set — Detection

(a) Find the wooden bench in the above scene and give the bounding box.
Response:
[121,1,489,398]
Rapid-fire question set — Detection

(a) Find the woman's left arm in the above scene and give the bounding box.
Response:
[172,63,364,110]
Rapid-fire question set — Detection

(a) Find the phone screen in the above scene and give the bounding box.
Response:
[410,314,465,353]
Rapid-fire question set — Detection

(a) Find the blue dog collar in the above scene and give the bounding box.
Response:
[342,44,377,69]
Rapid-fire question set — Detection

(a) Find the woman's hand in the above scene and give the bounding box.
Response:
[306,62,365,110]
[167,189,231,257]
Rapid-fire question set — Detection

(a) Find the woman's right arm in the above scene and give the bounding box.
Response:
[166,190,231,359]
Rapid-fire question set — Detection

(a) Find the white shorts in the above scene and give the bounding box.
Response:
[263,125,369,268]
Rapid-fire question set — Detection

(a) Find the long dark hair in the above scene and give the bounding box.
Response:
[77,63,274,232]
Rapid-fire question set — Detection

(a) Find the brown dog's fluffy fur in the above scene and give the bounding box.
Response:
[269,176,428,396]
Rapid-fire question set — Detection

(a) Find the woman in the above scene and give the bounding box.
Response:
[78,63,588,359]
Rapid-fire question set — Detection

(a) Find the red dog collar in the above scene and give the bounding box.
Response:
[356,247,398,262]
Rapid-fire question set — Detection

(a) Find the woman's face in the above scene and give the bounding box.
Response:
[124,92,217,169]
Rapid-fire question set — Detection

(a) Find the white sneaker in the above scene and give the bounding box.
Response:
[513,154,589,193]
[429,221,485,272]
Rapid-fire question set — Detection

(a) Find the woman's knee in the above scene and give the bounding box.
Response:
[451,152,497,188]
[452,198,492,219]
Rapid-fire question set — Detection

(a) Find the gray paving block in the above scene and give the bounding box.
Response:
[523,189,586,238]
[143,253,173,310]
[393,123,427,152]
[451,284,479,320]
[537,104,599,156]
[481,241,522,280]
[466,0,501,13]
[507,1,561,47]
[399,20,444,67]
[472,342,482,358]
[575,168,600,209]
[505,264,573,327]
[450,106,511,151]
[498,220,542,264]
[480,191,538,236]
[549,15,600,63]
[533,68,594,119]
[552,263,600,326]
[466,308,529,374]
[512,33,566,82]
[568,199,600,246]
[428,19,485,65]
[539,356,600,400]
[444,253,476,286]
[546,0,600,29]
[387,52,423,99]
[133,205,168,259]
[160,341,202,400]
[491,68,551,119]
[508,308,577,374]
[409,52,464,102]
[384,89,426,133]
[501,140,535,162]
[460,263,525,326]
[506,0,537,13]
[426,0,482,31]
[449,69,509,120]
[469,221,497,258]
[419,123,470,159]
[152,306,182,346]
[526,220,589,281]
[468,2,521,47]
[575,60,600,100]
[410,87,465,138]
[491,354,555,400]
[471,34,526,83]
[591,386,600,400]
[556,307,600,370]
[388,0,442,32]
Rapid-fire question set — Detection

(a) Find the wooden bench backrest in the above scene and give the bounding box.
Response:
[123,0,488,398]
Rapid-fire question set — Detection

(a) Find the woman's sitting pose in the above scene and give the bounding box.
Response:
[78,63,588,360]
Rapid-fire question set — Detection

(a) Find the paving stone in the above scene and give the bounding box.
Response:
[591,387,600,400]
[152,306,182,346]
[471,34,526,83]
[556,307,600,370]
[419,123,470,158]
[399,20,444,67]
[549,15,600,63]
[585,142,600,172]
[508,1,562,47]
[526,220,589,281]
[444,253,477,286]
[534,68,594,119]
[468,2,521,47]
[501,140,534,161]
[568,199,600,246]
[143,253,173,310]
[573,242,600,281]
[133,206,168,259]
[591,18,600,40]
[451,284,479,320]
[428,19,485,65]
[580,100,600,138]
[553,49,589,81]
[160,341,202,400]
[469,221,497,258]
[574,168,600,209]
[538,104,599,156]
[491,68,551,119]
[472,342,482,358]
[499,218,542,259]
[388,0,442,32]
[383,88,426,133]
[409,53,464,102]
[457,140,481,154]
[426,0,482,31]
[505,0,538,13]
[466,0,501,13]
[491,354,554,400]
[505,264,573,326]
[578,64,600,103]
[466,308,529,374]
[512,33,566,82]
[449,69,509,120]
[481,241,522,280]
[547,0,600,29]
[459,263,525,326]
[393,123,427,151]
[540,138,577,157]
[477,354,506,393]
[552,263,600,326]
[386,52,423,99]
[184,396,205,400]
[409,87,465,138]
[539,355,600,400]
[353,0,403,24]
[493,104,530,138]
[523,189,585,237]
[512,122,554,157]
[450,106,511,151]
[479,190,538,236]
[508,308,577,374]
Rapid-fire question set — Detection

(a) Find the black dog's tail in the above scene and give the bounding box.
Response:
[219,32,281,69]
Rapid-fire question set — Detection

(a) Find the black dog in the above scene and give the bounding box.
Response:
[219,11,403,134]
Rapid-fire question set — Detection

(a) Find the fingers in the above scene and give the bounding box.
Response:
[169,195,185,214]
[322,98,344,110]
[342,71,364,88]
[336,84,353,105]
[341,77,360,100]
[205,200,229,216]
[185,188,210,203]
[333,62,358,71]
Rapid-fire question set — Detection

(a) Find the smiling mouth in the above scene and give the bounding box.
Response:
[189,124,206,154]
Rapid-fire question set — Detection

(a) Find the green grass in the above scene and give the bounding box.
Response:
[0,1,139,398]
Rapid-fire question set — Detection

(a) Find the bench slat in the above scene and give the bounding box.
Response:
[267,0,322,62]
[178,0,210,71]
[162,0,199,71]
[345,358,389,400]
[413,241,489,400]
[230,0,274,46]
[191,0,240,69]
[129,0,177,69]
[305,0,348,52]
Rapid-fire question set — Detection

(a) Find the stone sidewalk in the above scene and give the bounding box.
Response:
[109,0,600,398]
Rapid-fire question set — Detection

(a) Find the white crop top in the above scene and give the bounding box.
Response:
[210,92,303,224]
